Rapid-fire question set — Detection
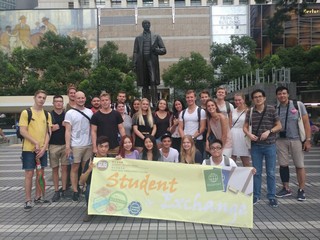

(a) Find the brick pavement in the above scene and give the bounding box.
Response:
[0,143,319,240]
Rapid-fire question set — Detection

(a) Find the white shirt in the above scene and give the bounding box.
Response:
[179,106,206,140]
[160,147,179,163]
[202,156,237,167]
[64,108,93,147]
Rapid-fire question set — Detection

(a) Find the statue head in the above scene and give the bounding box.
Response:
[142,20,151,32]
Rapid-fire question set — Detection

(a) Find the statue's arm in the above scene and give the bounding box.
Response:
[133,37,139,70]
[153,35,166,55]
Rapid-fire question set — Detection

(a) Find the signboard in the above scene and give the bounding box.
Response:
[88,158,254,228]
[211,5,249,44]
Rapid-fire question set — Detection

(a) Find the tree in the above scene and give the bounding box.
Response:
[162,52,215,96]
[0,48,29,95]
[80,41,138,101]
[99,41,131,73]
[22,31,92,95]
[259,45,320,90]
[302,46,320,89]
[210,35,257,84]
[260,54,282,77]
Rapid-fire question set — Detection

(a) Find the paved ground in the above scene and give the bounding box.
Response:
[0,143,319,240]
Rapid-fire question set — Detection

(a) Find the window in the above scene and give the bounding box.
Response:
[223,0,233,5]
[191,0,201,6]
[143,0,153,6]
[239,0,248,4]
[68,1,74,8]
[159,0,170,6]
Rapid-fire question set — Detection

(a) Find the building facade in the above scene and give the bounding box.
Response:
[0,0,15,9]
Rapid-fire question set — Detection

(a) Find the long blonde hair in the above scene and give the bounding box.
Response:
[137,98,154,127]
[180,135,196,164]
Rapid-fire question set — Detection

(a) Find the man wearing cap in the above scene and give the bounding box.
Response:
[42,17,58,34]
[159,132,179,163]
[13,15,33,49]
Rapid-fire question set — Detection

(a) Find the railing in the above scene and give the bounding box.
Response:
[225,67,291,93]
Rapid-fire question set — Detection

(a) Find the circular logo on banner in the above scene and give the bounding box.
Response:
[109,191,128,211]
[128,201,142,216]
[208,173,219,183]
[96,160,108,170]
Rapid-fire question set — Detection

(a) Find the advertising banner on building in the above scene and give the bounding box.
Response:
[88,158,254,228]
[0,9,97,59]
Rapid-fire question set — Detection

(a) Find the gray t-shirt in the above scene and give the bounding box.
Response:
[277,100,307,140]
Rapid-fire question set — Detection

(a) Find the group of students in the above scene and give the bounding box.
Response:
[19,85,311,222]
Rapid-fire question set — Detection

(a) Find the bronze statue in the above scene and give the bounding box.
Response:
[133,20,166,107]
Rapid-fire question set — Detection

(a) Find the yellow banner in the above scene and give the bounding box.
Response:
[88,158,253,228]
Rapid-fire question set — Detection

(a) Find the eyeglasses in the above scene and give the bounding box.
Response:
[210,147,222,151]
[253,95,264,99]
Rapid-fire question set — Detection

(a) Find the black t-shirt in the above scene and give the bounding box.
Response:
[132,114,154,147]
[154,112,171,139]
[49,110,65,145]
[90,110,123,149]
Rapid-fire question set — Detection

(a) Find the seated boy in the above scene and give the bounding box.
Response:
[202,139,237,167]
[80,136,110,222]
[159,132,179,163]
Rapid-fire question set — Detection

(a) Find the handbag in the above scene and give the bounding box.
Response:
[244,108,253,149]
[296,101,306,142]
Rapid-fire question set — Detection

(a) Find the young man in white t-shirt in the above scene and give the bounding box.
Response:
[64,91,93,202]
[215,86,234,127]
[178,90,206,154]
[159,132,179,163]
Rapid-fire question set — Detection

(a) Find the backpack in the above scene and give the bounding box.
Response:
[225,101,231,115]
[16,108,49,141]
[205,155,230,166]
[181,107,202,131]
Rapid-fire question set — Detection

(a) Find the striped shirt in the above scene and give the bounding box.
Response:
[245,105,279,145]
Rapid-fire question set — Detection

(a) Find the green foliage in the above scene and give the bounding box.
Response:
[0,36,137,99]
[99,41,132,73]
[24,31,92,95]
[0,49,29,95]
[162,52,215,95]
[259,45,320,90]
[210,35,257,84]
[260,54,282,76]
[79,41,138,101]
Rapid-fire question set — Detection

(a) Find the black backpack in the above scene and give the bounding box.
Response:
[16,108,49,140]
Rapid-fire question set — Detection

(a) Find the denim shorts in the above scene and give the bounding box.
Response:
[21,151,48,170]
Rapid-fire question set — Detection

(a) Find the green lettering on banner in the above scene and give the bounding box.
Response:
[203,169,223,192]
